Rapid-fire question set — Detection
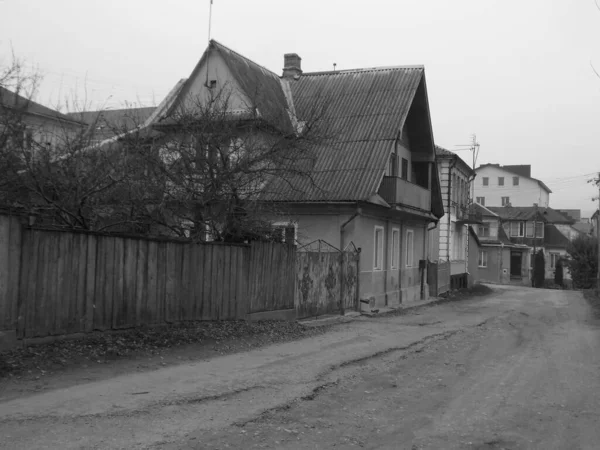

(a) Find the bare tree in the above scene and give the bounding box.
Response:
[1,65,332,241]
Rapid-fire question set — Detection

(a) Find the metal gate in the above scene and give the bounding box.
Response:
[295,240,360,319]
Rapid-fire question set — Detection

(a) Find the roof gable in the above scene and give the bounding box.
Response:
[264,67,435,203]
[0,86,83,126]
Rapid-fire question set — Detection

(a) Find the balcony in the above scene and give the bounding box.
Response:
[378,176,431,212]
[456,205,483,224]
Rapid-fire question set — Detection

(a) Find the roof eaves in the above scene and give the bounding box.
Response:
[302,65,424,77]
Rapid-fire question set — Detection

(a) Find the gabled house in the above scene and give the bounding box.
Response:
[474,164,551,208]
[428,146,480,291]
[0,86,85,150]
[485,206,575,282]
[67,107,156,144]
[143,40,444,306]
[471,203,531,285]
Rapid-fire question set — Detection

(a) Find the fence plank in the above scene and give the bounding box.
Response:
[146,241,158,324]
[180,244,191,321]
[84,235,97,332]
[156,242,167,324]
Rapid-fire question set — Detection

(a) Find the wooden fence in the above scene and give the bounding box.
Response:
[0,214,295,341]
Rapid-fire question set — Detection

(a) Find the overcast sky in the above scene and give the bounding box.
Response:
[1,0,599,215]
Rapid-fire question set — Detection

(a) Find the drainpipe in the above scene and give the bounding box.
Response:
[340,204,361,251]
[447,156,458,263]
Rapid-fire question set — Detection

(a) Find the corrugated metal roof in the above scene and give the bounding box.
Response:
[544,224,570,248]
[0,86,84,125]
[67,107,156,139]
[487,206,574,224]
[263,67,424,202]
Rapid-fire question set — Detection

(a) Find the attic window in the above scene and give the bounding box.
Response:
[208,80,217,89]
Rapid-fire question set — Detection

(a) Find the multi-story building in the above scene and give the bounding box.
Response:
[428,147,480,292]
[474,164,551,208]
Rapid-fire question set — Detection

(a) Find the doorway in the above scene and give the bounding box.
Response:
[510,251,522,278]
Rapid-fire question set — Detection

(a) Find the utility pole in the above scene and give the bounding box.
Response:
[589,173,600,288]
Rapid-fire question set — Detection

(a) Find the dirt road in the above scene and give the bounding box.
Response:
[1,285,599,449]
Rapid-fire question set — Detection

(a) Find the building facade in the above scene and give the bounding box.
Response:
[474,164,551,208]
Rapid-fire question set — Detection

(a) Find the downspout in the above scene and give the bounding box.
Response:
[447,156,458,262]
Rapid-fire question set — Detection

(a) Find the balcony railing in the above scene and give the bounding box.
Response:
[378,176,431,212]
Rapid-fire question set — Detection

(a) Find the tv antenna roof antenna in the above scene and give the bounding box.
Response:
[208,0,214,42]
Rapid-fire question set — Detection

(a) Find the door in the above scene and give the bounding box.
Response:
[510,251,522,278]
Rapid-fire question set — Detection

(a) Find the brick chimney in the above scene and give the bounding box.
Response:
[283,53,302,78]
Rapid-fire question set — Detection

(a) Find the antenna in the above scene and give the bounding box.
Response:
[208,0,213,42]
[333,63,337,71]
[454,134,480,205]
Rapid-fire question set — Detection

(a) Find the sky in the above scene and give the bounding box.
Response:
[1,0,600,216]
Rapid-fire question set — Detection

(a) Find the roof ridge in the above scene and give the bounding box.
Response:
[302,65,424,77]
[210,39,281,80]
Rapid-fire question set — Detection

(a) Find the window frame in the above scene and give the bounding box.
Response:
[478,222,490,237]
[401,158,408,180]
[482,177,489,187]
[272,221,298,244]
[550,252,560,269]
[513,176,520,186]
[374,226,384,271]
[498,177,504,186]
[405,229,414,267]
[476,196,485,206]
[501,196,510,206]
[391,227,400,269]
[510,221,525,237]
[478,250,488,268]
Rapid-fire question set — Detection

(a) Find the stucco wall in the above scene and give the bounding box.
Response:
[474,166,550,207]
[294,212,429,308]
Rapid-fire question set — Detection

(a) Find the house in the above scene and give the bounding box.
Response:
[143,40,445,306]
[66,107,156,144]
[471,203,531,285]
[0,86,85,150]
[428,146,480,292]
[474,164,551,208]
[485,206,575,282]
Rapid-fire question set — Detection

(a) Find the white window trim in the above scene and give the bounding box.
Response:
[478,250,488,268]
[391,227,400,269]
[272,221,298,243]
[374,226,384,271]
[405,229,414,268]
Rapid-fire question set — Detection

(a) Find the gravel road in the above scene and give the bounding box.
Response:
[1,285,598,449]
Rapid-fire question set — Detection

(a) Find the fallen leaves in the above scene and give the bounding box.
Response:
[0,320,329,379]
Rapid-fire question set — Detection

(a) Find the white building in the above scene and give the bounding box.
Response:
[474,164,551,208]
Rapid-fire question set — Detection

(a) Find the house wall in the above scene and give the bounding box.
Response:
[433,156,470,275]
[477,246,512,284]
[474,166,550,207]
[17,114,82,152]
[543,247,571,280]
[292,211,429,307]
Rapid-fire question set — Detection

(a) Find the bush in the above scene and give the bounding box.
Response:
[567,236,598,289]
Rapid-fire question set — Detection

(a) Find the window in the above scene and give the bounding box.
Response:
[272,222,298,244]
[498,177,504,186]
[208,80,217,89]
[478,250,488,268]
[452,226,464,260]
[482,177,489,186]
[401,158,408,180]
[476,196,485,206]
[550,253,559,269]
[536,222,544,238]
[501,197,510,206]
[513,176,519,186]
[405,229,414,267]
[510,221,525,237]
[478,222,490,237]
[391,228,400,269]
[374,226,384,270]
[388,153,398,177]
